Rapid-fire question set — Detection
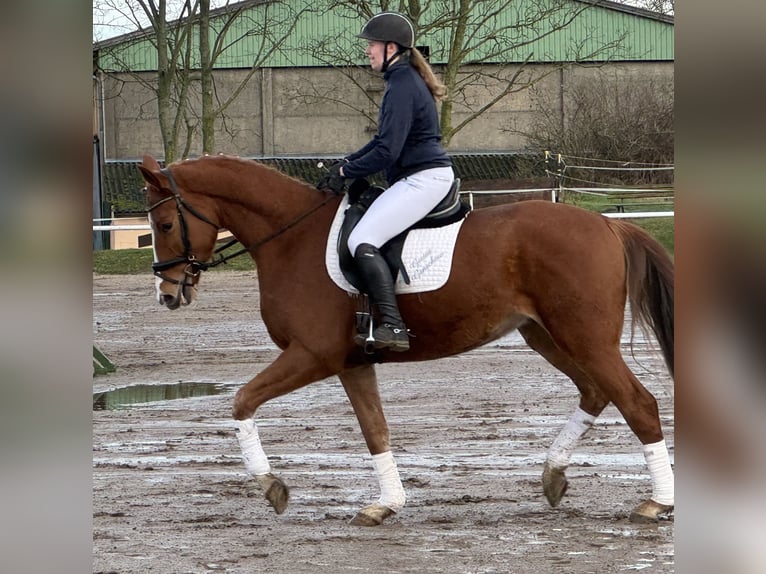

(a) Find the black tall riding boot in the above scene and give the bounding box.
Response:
[353,243,410,351]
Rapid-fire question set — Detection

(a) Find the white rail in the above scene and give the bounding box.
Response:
[93,188,674,231]
[602,211,674,219]
[93,224,151,231]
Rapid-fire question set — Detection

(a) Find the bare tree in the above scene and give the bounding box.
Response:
[199,0,214,153]
[519,73,674,185]
[196,2,310,153]
[301,0,627,146]
[94,0,308,160]
[138,0,196,163]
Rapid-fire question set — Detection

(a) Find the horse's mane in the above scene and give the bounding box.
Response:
[169,154,313,189]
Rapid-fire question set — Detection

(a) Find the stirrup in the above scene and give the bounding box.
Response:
[354,330,376,354]
[353,295,376,353]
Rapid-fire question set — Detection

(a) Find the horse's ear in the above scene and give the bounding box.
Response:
[142,154,161,171]
[138,165,161,191]
[138,154,163,190]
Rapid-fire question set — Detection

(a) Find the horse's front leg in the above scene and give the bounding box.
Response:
[233,343,334,515]
[339,364,406,527]
[236,418,290,514]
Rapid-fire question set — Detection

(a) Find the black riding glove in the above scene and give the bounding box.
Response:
[317,160,347,195]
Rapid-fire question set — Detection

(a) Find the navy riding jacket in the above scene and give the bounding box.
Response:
[342,58,451,185]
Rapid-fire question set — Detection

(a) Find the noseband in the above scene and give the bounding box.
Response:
[147,168,221,286]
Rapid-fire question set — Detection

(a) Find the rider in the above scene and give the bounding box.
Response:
[327,12,454,352]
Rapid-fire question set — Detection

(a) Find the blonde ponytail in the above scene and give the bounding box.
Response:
[409,48,447,101]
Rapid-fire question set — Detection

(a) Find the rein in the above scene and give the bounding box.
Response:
[147,166,335,283]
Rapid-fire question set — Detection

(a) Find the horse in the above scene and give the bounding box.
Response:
[138,153,674,526]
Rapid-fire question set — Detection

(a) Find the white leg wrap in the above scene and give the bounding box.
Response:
[547,407,597,469]
[236,418,271,476]
[371,451,406,513]
[643,439,674,506]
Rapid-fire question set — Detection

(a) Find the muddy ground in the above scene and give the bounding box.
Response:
[93,271,674,574]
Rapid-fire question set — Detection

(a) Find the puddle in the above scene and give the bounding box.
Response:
[93,382,228,411]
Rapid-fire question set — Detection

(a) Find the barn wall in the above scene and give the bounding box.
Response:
[99,61,672,160]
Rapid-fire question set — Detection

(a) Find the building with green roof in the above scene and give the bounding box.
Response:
[93,0,672,227]
[93,0,672,159]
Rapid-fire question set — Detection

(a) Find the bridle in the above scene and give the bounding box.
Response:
[146,166,335,286]
[146,168,221,287]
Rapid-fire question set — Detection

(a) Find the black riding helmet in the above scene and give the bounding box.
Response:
[357,12,415,53]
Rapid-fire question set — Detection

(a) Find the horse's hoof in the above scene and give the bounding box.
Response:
[542,462,568,507]
[629,500,674,523]
[256,473,290,515]
[350,503,395,527]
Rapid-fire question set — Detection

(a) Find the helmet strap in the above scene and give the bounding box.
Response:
[381,42,406,73]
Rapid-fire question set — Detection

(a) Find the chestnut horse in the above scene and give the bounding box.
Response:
[139,154,674,526]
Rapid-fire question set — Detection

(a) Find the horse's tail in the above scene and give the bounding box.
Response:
[609,220,674,378]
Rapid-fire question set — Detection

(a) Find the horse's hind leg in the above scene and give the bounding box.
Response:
[521,322,673,522]
[585,354,674,522]
[338,364,405,527]
[519,323,610,508]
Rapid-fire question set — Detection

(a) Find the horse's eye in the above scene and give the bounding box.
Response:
[160,222,173,233]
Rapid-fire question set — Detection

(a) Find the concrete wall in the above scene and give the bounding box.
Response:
[99,61,672,160]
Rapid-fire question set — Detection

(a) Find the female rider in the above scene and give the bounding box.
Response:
[326,12,454,352]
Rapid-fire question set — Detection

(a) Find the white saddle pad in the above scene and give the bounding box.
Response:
[325,195,466,294]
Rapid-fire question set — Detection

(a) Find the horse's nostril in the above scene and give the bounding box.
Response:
[161,293,182,310]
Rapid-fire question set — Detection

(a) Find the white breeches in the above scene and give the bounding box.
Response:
[347,166,454,255]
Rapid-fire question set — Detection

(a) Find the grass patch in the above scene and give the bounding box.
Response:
[93,248,154,274]
[559,190,674,254]
[93,244,256,274]
[629,218,674,254]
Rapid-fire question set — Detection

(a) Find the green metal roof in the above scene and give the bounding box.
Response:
[95,0,673,72]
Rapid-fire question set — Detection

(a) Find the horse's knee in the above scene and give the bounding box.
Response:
[232,387,254,420]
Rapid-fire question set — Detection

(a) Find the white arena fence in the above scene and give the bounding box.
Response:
[95,153,673,232]
[93,223,152,231]
[92,187,673,232]
[542,151,674,219]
